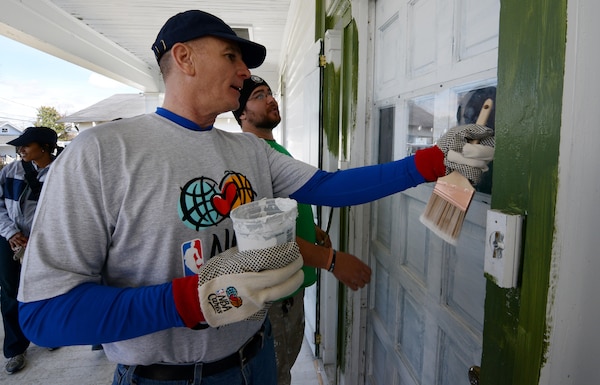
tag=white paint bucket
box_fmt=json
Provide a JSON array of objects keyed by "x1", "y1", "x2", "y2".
[{"x1": 230, "y1": 198, "x2": 298, "y2": 251}]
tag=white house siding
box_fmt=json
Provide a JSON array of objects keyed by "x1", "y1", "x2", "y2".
[{"x1": 540, "y1": 0, "x2": 600, "y2": 383}]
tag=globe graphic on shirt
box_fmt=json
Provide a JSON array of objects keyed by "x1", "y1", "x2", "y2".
[{"x1": 179, "y1": 177, "x2": 221, "y2": 230}]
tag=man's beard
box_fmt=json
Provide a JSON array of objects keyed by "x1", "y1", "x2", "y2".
[{"x1": 255, "y1": 115, "x2": 281, "y2": 130}]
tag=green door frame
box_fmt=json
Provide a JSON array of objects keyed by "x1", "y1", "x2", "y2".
[{"x1": 481, "y1": 1, "x2": 566, "y2": 384}]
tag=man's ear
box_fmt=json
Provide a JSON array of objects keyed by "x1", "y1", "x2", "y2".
[{"x1": 170, "y1": 43, "x2": 196, "y2": 75}]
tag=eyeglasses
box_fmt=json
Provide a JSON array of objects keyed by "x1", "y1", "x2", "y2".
[{"x1": 248, "y1": 91, "x2": 274, "y2": 101}]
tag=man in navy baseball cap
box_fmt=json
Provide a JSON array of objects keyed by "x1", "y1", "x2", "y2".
[{"x1": 152, "y1": 10, "x2": 266, "y2": 69}]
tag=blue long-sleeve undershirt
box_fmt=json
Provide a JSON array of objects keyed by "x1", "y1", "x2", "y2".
[
  {"x1": 19, "y1": 156, "x2": 425, "y2": 346},
  {"x1": 290, "y1": 155, "x2": 425, "y2": 206},
  {"x1": 19, "y1": 282, "x2": 184, "y2": 347}
]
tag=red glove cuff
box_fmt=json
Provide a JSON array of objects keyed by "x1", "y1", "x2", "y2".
[
  {"x1": 172, "y1": 275, "x2": 206, "y2": 328},
  {"x1": 414, "y1": 146, "x2": 446, "y2": 182}
]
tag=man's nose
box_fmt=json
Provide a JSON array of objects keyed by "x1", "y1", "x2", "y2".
[{"x1": 238, "y1": 64, "x2": 251, "y2": 80}]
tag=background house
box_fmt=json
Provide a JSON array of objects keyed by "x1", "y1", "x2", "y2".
[
  {"x1": 58, "y1": 93, "x2": 151, "y2": 131},
  {"x1": 60, "y1": 93, "x2": 244, "y2": 133},
  {"x1": 0, "y1": 121, "x2": 22, "y2": 166}
]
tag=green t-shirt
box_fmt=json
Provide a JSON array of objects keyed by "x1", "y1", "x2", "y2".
[{"x1": 266, "y1": 140, "x2": 318, "y2": 288}]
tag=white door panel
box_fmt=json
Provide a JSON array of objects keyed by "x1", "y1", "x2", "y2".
[
  {"x1": 367, "y1": 186, "x2": 490, "y2": 384},
  {"x1": 374, "y1": 13, "x2": 402, "y2": 101}
]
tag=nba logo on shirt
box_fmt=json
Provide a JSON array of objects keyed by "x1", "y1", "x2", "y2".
[{"x1": 182, "y1": 239, "x2": 204, "y2": 275}]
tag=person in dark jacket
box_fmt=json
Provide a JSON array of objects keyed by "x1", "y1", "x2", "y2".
[{"x1": 0, "y1": 126, "x2": 59, "y2": 374}]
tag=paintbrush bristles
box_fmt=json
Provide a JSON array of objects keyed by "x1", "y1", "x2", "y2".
[
  {"x1": 420, "y1": 193, "x2": 468, "y2": 241},
  {"x1": 420, "y1": 194, "x2": 469, "y2": 244},
  {"x1": 419, "y1": 171, "x2": 475, "y2": 245}
]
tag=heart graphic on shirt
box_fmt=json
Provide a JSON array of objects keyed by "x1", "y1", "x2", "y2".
[{"x1": 212, "y1": 182, "x2": 238, "y2": 215}]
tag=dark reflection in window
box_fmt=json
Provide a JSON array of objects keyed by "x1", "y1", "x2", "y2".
[
  {"x1": 378, "y1": 106, "x2": 395, "y2": 164},
  {"x1": 456, "y1": 86, "x2": 496, "y2": 194}
]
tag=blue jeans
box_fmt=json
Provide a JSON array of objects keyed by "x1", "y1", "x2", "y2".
[
  {"x1": 0, "y1": 237, "x2": 30, "y2": 358},
  {"x1": 112, "y1": 319, "x2": 276, "y2": 385}
]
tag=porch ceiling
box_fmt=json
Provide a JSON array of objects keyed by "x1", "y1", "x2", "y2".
[{"x1": 0, "y1": 0, "x2": 292, "y2": 93}]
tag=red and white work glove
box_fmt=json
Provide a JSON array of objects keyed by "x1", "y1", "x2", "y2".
[
  {"x1": 415, "y1": 124, "x2": 495, "y2": 185},
  {"x1": 172, "y1": 242, "x2": 304, "y2": 328}
]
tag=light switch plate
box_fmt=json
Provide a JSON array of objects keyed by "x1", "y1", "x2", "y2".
[{"x1": 484, "y1": 210, "x2": 523, "y2": 288}]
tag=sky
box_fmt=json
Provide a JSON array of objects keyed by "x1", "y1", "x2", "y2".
[{"x1": 0, "y1": 34, "x2": 140, "y2": 129}]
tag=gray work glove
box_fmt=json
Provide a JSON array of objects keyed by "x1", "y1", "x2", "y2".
[
  {"x1": 435, "y1": 124, "x2": 495, "y2": 185},
  {"x1": 197, "y1": 242, "x2": 304, "y2": 327}
]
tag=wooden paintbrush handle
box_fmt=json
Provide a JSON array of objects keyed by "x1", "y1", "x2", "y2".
[
  {"x1": 470, "y1": 98, "x2": 494, "y2": 144},
  {"x1": 476, "y1": 98, "x2": 493, "y2": 125}
]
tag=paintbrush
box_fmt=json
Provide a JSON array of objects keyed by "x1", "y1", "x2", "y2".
[{"x1": 419, "y1": 98, "x2": 493, "y2": 245}]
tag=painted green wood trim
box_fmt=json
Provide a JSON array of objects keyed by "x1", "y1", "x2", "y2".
[
  {"x1": 322, "y1": 63, "x2": 341, "y2": 158},
  {"x1": 316, "y1": 0, "x2": 325, "y2": 41},
  {"x1": 337, "y1": 206, "x2": 350, "y2": 371},
  {"x1": 341, "y1": 20, "x2": 358, "y2": 159},
  {"x1": 480, "y1": 1, "x2": 566, "y2": 384},
  {"x1": 318, "y1": 0, "x2": 358, "y2": 378},
  {"x1": 318, "y1": 1, "x2": 356, "y2": 159},
  {"x1": 336, "y1": 10, "x2": 358, "y2": 380}
]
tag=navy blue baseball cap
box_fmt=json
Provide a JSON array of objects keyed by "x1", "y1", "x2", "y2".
[
  {"x1": 8, "y1": 127, "x2": 57, "y2": 147},
  {"x1": 152, "y1": 10, "x2": 266, "y2": 69}
]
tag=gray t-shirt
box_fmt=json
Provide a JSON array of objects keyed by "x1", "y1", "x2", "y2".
[{"x1": 18, "y1": 113, "x2": 317, "y2": 365}]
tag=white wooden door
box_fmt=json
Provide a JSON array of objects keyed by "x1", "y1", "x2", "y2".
[{"x1": 366, "y1": 0, "x2": 499, "y2": 384}]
